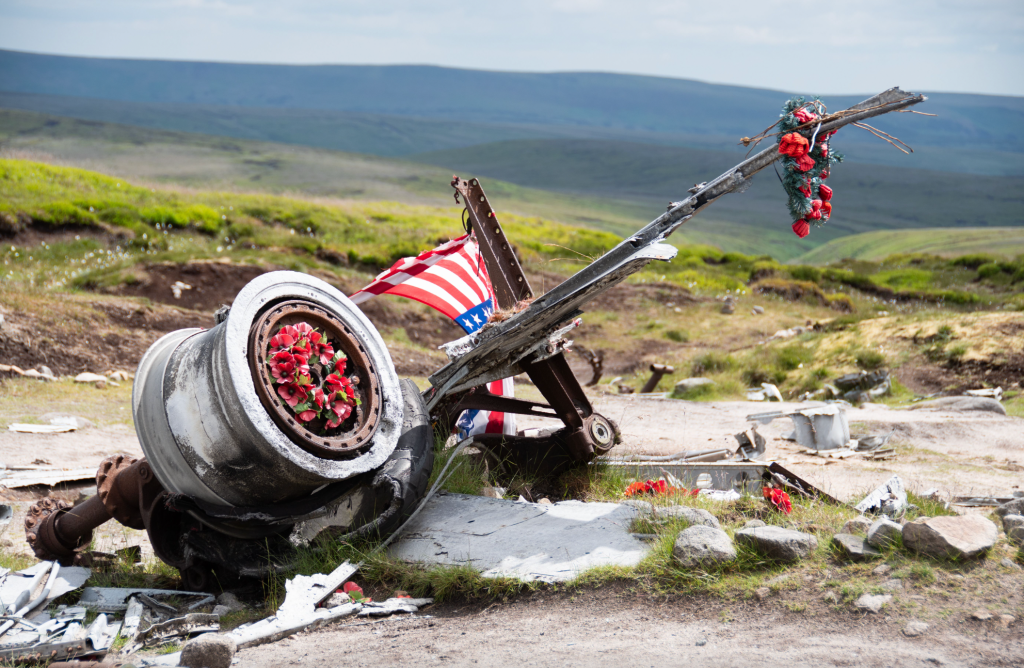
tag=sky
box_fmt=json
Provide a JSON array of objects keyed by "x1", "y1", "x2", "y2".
[{"x1": 1, "y1": 0, "x2": 1022, "y2": 97}]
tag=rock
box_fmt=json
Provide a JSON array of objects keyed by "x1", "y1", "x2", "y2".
[
  {"x1": 1007, "y1": 527, "x2": 1024, "y2": 547},
  {"x1": 867, "y1": 518, "x2": 903, "y2": 548},
  {"x1": 38, "y1": 365, "x2": 55, "y2": 378},
  {"x1": 764, "y1": 574, "x2": 790, "y2": 587},
  {"x1": 74, "y1": 372, "x2": 108, "y2": 383},
  {"x1": 40, "y1": 413, "x2": 95, "y2": 430},
  {"x1": 720, "y1": 302, "x2": 735, "y2": 314},
  {"x1": 481, "y1": 486, "x2": 507, "y2": 499},
  {"x1": 832, "y1": 533, "x2": 882, "y2": 561},
  {"x1": 880, "y1": 578, "x2": 903, "y2": 591},
  {"x1": 753, "y1": 587, "x2": 770, "y2": 601},
  {"x1": 621, "y1": 500, "x2": 654, "y2": 516},
  {"x1": 997, "y1": 615, "x2": 1015, "y2": 628},
  {"x1": 656, "y1": 505, "x2": 721, "y2": 529},
  {"x1": 734, "y1": 526, "x2": 818, "y2": 563},
  {"x1": 537, "y1": 498, "x2": 552, "y2": 505},
  {"x1": 971, "y1": 610, "x2": 993, "y2": 621},
  {"x1": 752, "y1": 305, "x2": 765, "y2": 315},
  {"x1": 1000, "y1": 557, "x2": 1022, "y2": 570},
  {"x1": 841, "y1": 516, "x2": 872, "y2": 535},
  {"x1": 674, "y1": 378, "x2": 714, "y2": 393},
  {"x1": 1002, "y1": 514, "x2": 1024, "y2": 532},
  {"x1": 872, "y1": 564, "x2": 892, "y2": 576},
  {"x1": 903, "y1": 621, "x2": 929, "y2": 637},
  {"x1": 672, "y1": 525, "x2": 736, "y2": 568},
  {"x1": 908, "y1": 396, "x2": 1006, "y2": 415},
  {"x1": 996, "y1": 498, "x2": 1024, "y2": 519},
  {"x1": 216, "y1": 592, "x2": 245, "y2": 613},
  {"x1": 822, "y1": 591, "x2": 839, "y2": 604},
  {"x1": 854, "y1": 593, "x2": 892, "y2": 614},
  {"x1": 743, "y1": 519, "x2": 767, "y2": 529},
  {"x1": 902, "y1": 515, "x2": 998, "y2": 559},
  {"x1": 323, "y1": 592, "x2": 351, "y2": 608},
  {"x1": 107, "y1": 370, "x2": 131, "y2": 381},
  {"x1": 211, "y1": 605, "x2": 232, "y2": 617},
  {"x1": 696, "y1": 638, "x2": 708, "y2": 646},
  {"x1": 179, "y1": 633, "x2": 237, "y2": 668}
]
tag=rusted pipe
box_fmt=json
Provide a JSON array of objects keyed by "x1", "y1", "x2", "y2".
[
  {"x1": 640, "y1": 364, "x2": 675, "y2": 393},
  {"x1": 25, "y1": 494, "x2": 110, "y2": 563}
]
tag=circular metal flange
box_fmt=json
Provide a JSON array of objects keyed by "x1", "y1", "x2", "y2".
[{"x1": 248, "y1": 299, "x2": 382, "y2": 459}]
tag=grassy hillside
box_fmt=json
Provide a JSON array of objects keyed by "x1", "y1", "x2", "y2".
[
  {"x1": 2, "y1": 50, "x2": 1023, "y2": 176},
  {"x1": 796, "y1": 228, "x2": 1024, "y2": 264}
]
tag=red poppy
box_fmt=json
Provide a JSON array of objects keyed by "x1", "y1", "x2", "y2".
[
  {"x1": 269, "y1": 350, "x2": 297, "y2": 383},
  {"x1": 763, "y1": 486, "x2": 792, "y2": 514},
  {"x1": 793, "y1": 108, "x2": 818, "y2": 124},
  {"x1": 309, "y1": 331, "x2": 335, "y2": 366},
  {"x1": 277, "y1": 382, "x2": 308, "y2": 408},
  {"x1": 268, "y1": 331, "x2": 295, "y2": 351},
  {"x1": 794, "y1": 153, "x2": 816, "y2": 172},
  {"x1": 294, "y1": 322, "x2": 314, "y2": 338},
  {"x1": 821, "y1": 202, "x2": 832, "y2": 218},
  {"x1": 792, "y1": 220, "x2": 810, "y2": 238},
  {"x1": 818, "y1": 185, "x2": 832, "y2": 201},
  {"x1": 296, "y1": 409, "x2": 317, "y2": 423},
  {"x1": 805, "y1": 209, "x2": 822, "y2": 221},
  {"x1": 778, "y1": 133, "x2": 809, "y2": 158}
]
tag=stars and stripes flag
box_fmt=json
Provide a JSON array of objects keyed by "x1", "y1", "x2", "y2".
[{"x1": 349, "y1": 233, "x2": 515, "y2": 439}]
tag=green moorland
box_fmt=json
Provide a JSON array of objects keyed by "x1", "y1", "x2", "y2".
[
  {"x1": 795, "y1": 227, "x2": 1024, "y2": 264},
  {"x1": 1, "y1": 158, "x2": 1023, "y2": 613}
]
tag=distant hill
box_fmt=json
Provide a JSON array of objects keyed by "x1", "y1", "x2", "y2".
[
  {"x1": 794, "y1": 228, "x2": 1024, "y2": 264},
  {"x1": 1, "y1": 50, "x2": 1022, "y2": 175}
]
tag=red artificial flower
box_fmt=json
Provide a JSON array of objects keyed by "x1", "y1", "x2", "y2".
[
  {"x1": 792, "y1": 220, "x2": 810, "y2": 238},
  {"x1": 294, "y1": 322, "x2": 314, "y2": 338},
  {"x1": 778, "y1": 133, "x2": 809, "y2": 158},
  {"x1": 793, "y1": 108, "x2": 818, "y2": 124},
  {"x1": 794, "y1": 153, "x2": 816, "y2": 172},
  {"x1": 624, "y1": 481, "x2": 649, "y2": 497},
  {"x1": 277, "y1": 382, "x2": 308, "y2": 408},
  {"x1": 820, "y1": 169, "x2": 829, "y2": 180},
  {"x1": 818, "y1": 144, "x2": 828, "y2": 158},
  {"x1": 269, "y1": 350, "x2": 297, "y2": 383},
  {"x1": 291, "y1": 337, "x2": 312, "y2": 357},
  {"x1": 798, "y1": 181, "x2": 812, "y2": 198},
  {"x1": 805, "y1": 209, "x2": 822, "y2": 221},
  {"x1": 308, "y1": 331, "x2": 335, "y2": 366},
  {"x1": 821, "y1": 201, "x2": 832, "y2": 218},
  {"x1": 818, "y1": 184, "x2": 833, "y2": 201},
  {"x1": 268, "y1": 331, "x2": 295, "y2": 351},
  {"x1": 770, "y1": 489, "x2": 793, "y2": 514},
  {"x1": 296, "y1": 409, "x2": 318, "y2": 423},
  {"x1": 313, "y1": 388, "x2": 327, "y2": 410},
  {"x1": 810, "y1": 199, "x2": 822, "y2": 212}
]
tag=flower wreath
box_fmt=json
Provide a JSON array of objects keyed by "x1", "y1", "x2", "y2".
[
  {"x1": 265, "y1": 322, "x2": 360, "y2": 430},
  {"x1": 776, "y1": 97, "x2": 844, "y2": 239}
]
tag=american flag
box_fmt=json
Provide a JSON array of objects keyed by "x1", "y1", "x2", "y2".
[{"x1": 350, "y1": 233, "x2": 515, "y2": 438}]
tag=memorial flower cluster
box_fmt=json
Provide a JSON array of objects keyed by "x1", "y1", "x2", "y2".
[
  {"x1": 763, "y1": 486, "x2": 793, "y2": 514},
  {"x1": 266, "y1": 322, "x2": 359, "y2": 429},
  {"x1": 776, "y1": 97, "x2": 843, "y2": 239},
  {"x1": 624, "y1": 479, "x2": 701, "y2": 498}
]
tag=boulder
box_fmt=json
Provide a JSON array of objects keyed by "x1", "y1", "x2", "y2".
[
  {"x1": 867, "y1": 518, "x2": 903, "y2": 548},
  {"x1": 1003, "y1": 515, "x2": 1024, "y2": 532},
  {"x1": 1007, "y1": 526, "x2": 1024, "y2": 547},
  {"x1": 179, "y1": 633, "x2": 237, "y2": 668},
  {"x1": 734, "y1": 526, "x2": 818, "y2": 563},
  {"x1": 832, "y1": 533, "x2": 882, "y2": 561},
  {"x1": 1000, "y1": 557, "x2": 1022, "y2": 570},
  {"x1": 215, "y1": 592, "x2": 245, "y2": 613},
  {"x1": 743, "y1": 519, "x2": 767, "y2": 529},
  {"x1": 903, "y1": 621, "x2": 929, "y2": 637},
  {"x1": 841, "y1": 516, "x2": 872, "y2": 535},
  {"x1": 656, "y1": 506, "x2": 721, "y2": 529},
  {"x1": 902, "y1": 515, "x2": 998, "y2": 559},
  {"x1": 908, "y1": 396, "x2": 1006, "y2": 415},
  {"x1": 854, "y1": 593, "x2": 892, "y2": 614},
  {"x1": 997, "y1": 499, "x2": 1024, "y2": 519},
  {"x1": 672, "y1": 525, "x2": 736, "y2": 568}
]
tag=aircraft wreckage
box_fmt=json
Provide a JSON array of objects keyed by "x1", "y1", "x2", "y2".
[{"x1": 23, "y1": 88, "x2": 926, "y2": 590}]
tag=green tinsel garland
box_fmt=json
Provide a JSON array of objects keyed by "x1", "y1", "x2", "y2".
[{"x1": 776, "y1": 97, "x2": 844, "y2": 236}]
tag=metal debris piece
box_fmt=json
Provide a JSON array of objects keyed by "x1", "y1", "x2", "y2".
[
  {"x1": 278, "y1": 562, "x2": 358, "y2": 618},
  {"x1": 854, "y1": 475, "x2": 907, "y2": 515},
  {"x1": 855, "y1": 429, "x2": 895, "y2": 452},
  {"x1": 603, "y1": 461, "x2": 767, "y2": 494},
  {"x1": 640, "y1": 364, "x2": 675, "y2": 394},
  {"x1": 746, "y1": 383, "x2": 783, "y2": 402},
  {"x1": 766, "y1": 462, "x2": 844, "y2": 505},
  {"x1": 357, "y1": 598, "x2": 429, "y2": 617},
  {"x1": 832, "y1": 370, "x2": 891, "y2": 403},
  {"x1": 0, "y1": 468, "x2": 98, "y2": 488},
  {"x1": 86, "y1": 613, "x2": 118, "y2": 651},
  {"x1": 0, "y1": 505, "x2": 11, "y2": 530},
  {"x1": 0, "y1": 637, "x2": 103, "y2": 664},
  {"x1": 787, "y1": 404, "x2": 850, "y2": 451},
  {"x1": 125, "y1": 613, "x2": 219, "y2": 654},
  {"x1": 7, "y1": 423, "x2": 77, "y2": 434},
  {"x1": 733, "y1": 428, "x2": 766, "y2": 461},
  {"x1": 389, "y1": 492, "x2": 648, "y2": 582},
  {"x1": 952, "y1": 496, "x2": 1016, "y2": 507},
  {"x1": 79, "y1": 588, "x2": 213, "y2": 613},
  {"x1": 965, "y1": 387, "x2": 1003, "y2": 401}
]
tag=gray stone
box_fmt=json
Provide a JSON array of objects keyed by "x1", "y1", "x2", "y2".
[
  {"x1": 734, "y1": 526, "x2": 818, "y2": 563},
  {"x1": 656, "y1": 505, "x2": 721, "y2": 529},
  {"x1": 38, "y1": 365, "x2": 54, "y2": 378},
  {"x1": 1002, "y1": 514, "x2": 1024, "y2": 532},
  {"x1": 854, "y1": 593, "x2": 892, "y2": 614},
  {"x1": 841, "y1": 516, "x2": 872, "y2": 535},
  {"x1": 743, "y1": 519, "x2": 767, "y2": 529},
  {"x1": 903, "y1": 621, "x2": 929, "y2": 637},
  {"x1": 754, "y1": 587, "x2": 770, "y2": 601},
  {"x1": 971, "y1": 610, "x2": 993, "y2": 621},
  {"x1": 179, "y1": 633, "x2": 237, "y2": 668},
  {"x1": 1007, "y1": 527, "x2": 1024, "y2": 546},
  {"x1": 672, "y1": 525, "x2": 736, "y2": 568},
  {"x1": 211, "y1": 605, "x2": 232, "y2": 617},
  {"x1": 696, "y1": 638, "x2": 708, "y2": 646},
  {"x1": 215, "y1": 592, "x2": 245, "y2": 613},
  {"x1": 902, "y1": 515, "x2": 999, "y2": 559},
  {"x1": 674, "y1": 377, "x2": 715, "y2": 393},
  {"x1": 1000, "y1": 557, "x2": 1022, "y2": 570},
  {"x1": 832, "y1": 533, "x2": 882, "y2": 561},
  {"x1": 867, "y1": 518, "x2": 904, "y2": 548},
  {"x1": 908, "y1": 396, "x2": 1006, "y2": 415},
  {"x1": 621, "y1": 500, "x2": 654, "y2": 516},
  {"x1": 880, "y1": 578, "x2": 903, "y2": 591},
  {"x1": 997, "y1": 615, "x2": 1015, "y2": 628},
  {"x1": 752, "y1": 305, "x2": 765, "y2": 315},
  {"x1": 997, "y1": 499, "x2": 1024, "y2": 519},
  {"x1": 720, "y1": 302, "x2": 735, "y2": 314},
  {"x1": 872, "y1": 564, "x2": 892, "y2": 576},
  {"x1": 822, "y1": 591, "x2": 839, "y2": 604}
]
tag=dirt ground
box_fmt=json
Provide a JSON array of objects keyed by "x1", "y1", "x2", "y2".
[{"x1": 235, "y1": 587, "x2": 1024, "y2": 668}]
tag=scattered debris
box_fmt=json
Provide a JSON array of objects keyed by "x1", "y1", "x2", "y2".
[
  {"x1": 787, "y1": 404, "x2": 849, "y2": 451},
  {"x1": 602, "y1": 461, "x2": 766, "y2": 495},
  {"x1": 952, "y1": 495, "x2": 1016, "y2": 507},
  {"x1": 73, "y1": 373, "x2": 109, "y2": 384},
  {"x1": 170, "y1": 281, "x2": 192, "y2": 299},
  {"x1": 854, "y1": 475, "x2": 907, "y2": 516},
  {"x1": 124, "y1": 613, "x2": 220, "y2": 654},
  {"x1": 389, "y1": 492, "x2": 648, "y2": 582},
  {"x1": 746, "y1": 383, "x2": 782, "y2": 402},
  {"x1": 733, "y1": 428, "x2": 766, "y2": 461},
  {"x1": 79, "y1": 588, "x2": 213, "y2": 613},
  {"x1": 832, "y1": 370, "x2": 891, "y2": 403},
  {"x1": 902, "y1": 516, "x2": 998, "y2": 559},
  {"x1": 764, "y1": 462, "x2": 844, "y2": 505},
  {"x1": 965, "y1": 387, "x2": 1002, "y2": 401}
]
